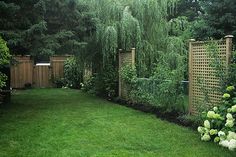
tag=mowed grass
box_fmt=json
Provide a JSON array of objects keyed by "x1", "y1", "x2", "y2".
[{"x1": 0, "y1": 89, "x2": 235, "y2": 157}]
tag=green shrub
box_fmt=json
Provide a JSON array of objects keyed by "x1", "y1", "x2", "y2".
[
  {"x1": 198, "y1": 86, "x2": 236, "y2": 151},
  {"x1": 121, "y1": 63, "x2": 186, "y2": 113},
  {"x1": 120, "y1": 64, "x2": 137, "y2": 84},
  {"x1": 94, "y1": 65, "x2": 118, "y2": 98},
  {"x1": 0, "y1": 36, "x2": 11, "y2": 88},
  {"x1": 81, "y1": 76, "x2": 96, "y2": 95},
  {"x1": 64, "y1": 57, "x2": 82, "y2": 89},
  {"x1": 53, "y1": 77, "x2": 66, "y2": 88},
  {"x1": 130, "y1": 77, "x2": 185, "y2": 113},
  {"x1": 178, "y1": 114, "x2": 203, "y2": 128},
  {"x1": 82, "y1": 65, "x2": 118, "y2": 98}
]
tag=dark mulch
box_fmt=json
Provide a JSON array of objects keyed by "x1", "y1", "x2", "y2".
[{"x1": 112, "y1": 98, "x2": 198, "y2": 130}]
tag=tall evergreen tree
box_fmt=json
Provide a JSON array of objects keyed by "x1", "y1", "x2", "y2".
[
  {"x1": 0, "y1": 0, "x2": 95, "y2": 61},
  {"x1": 194, "y1": 0, "x2": 236, "y2": 40},
  {"x1": 168, "y1": 0, "x2": 201, "y2": 22}
]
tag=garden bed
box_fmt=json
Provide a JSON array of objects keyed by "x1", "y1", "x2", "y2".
[{"x1": 114, "y1": 98, "x2": 198, "y2": 129}]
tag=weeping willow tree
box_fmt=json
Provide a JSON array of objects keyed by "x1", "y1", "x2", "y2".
[
  {"x1": 120, "y1": 6, "x2": 141, "y2": 51},
  {"x1": 82, "y1": 0, "x2": 123, "y2": 67},
  {"x1": 79, "y1": 0, "x2": 190, "y2": 97},
  {"x1": 82, "y1": 0, "x2": 182, "y2": 77},
  {"x1": 102, "y1": 26, "x2": 118, "y2": 64}
]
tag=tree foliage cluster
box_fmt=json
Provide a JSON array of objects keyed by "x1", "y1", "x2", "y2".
[
  {"x1": 0, "y1": 36, "x2": 10, "y2": 88},
  {"x1": 185, "y1": 0, "x2": 236, "y2": 42},
  {"x1": 0, "y1": 0, "x2": 95, "y2": 61}
]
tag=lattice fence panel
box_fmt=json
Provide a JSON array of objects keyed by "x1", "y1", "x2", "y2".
[
  {"x1": 119, "y1": 48, "x2": 135, "y2": 99},
  {"x1": 189, "y1": 36, "x2": 233, "y2": 114}
]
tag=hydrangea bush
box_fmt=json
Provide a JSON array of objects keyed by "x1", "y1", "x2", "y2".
[{"x1": 198, "y1": 86, "x2": 236, "y2": 151}]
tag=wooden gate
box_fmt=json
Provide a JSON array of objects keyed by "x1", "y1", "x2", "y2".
[{"x1": 33, "y1": 64, "x2": 51, "y2": 88}]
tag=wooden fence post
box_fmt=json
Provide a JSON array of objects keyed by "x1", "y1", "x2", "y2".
[
  {"x1": 118, "y1": 49, "x2": 123, "y2": 97},
  {"x1": 131, "y1": 48, "x2": 135, "y2": 66},
  {"x1": 118, "y1": 48, "x2": 136, "y2": 98},
  {"x1": 188, "y1": 39, "x2": 195, "y2": 114},
  {"x1": 225, "y1": 35, "x2": 234, "y2": 72}
]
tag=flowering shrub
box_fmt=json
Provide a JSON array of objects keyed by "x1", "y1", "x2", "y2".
[{"x1": 198, "y1": 86, "x2": 236, "y2": 151}]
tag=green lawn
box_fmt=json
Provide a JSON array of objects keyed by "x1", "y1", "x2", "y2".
[{"x1": 0, "y1": 89, "x2": 235, "y2": 157}]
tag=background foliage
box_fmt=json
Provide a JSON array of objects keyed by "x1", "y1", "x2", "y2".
[
  {"x1": 0, "y1": 36, "x2": 10, "y2": 88},
  {"x1": 0, "y1": 0, "x2": 95, "y2": 61},
  {"x1": 63, "y1": 57, "x2": 82, "y2": 89}
]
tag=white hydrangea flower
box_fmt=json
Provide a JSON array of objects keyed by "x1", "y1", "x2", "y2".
[
  {"x1": 197, "y1": 127, "x2": 205, "y2": 134},
  {"x1": 225, "y1": 120, "x2": 234, "y2": 128},
  {"x1": 228, "y1": 139, "x2": 236, "y2": 151},
  {"x1": 214, "y1": 137, "x2": 220, "y2": 143},
  {"x1": 209, "y1": 129, "x2": 218, "y2": 135},
  {"x1": 213, "y1": 107, "x2": 218, "y2": 112},
  {"x1": 204, "y1": 120, "x2": 211, "y2": 129},
  {"x1": 226, "y1": 86, "x2": 235, "y2": 92},
  {"x1": 219, "y1": 140, "x2": 230, "y2": 148},
  {"x1": 207, "y1": 111, "x2": 215, "y2": 118},
  {"x1": 231, "y1": 105, "x2": 236, "y2": 113},
  {"x1": 226, "y1": 113, "x2": 233, "y2": 120},
  {"x1": 220, "y1": 139, "x2": 236, "y2": 151},
  {"x1": 218, "y1": 131, "x2": 226, "y2": 137},
  {"x1": 227, "y1": 131, "x2": 236, "y2": 140},
  {"x1": 204, "y1": 127, "x2": 209, "y2": 134},
  {"x1": 213, "y1": 113, "x2": 221, "y2": 119},
  {"x1": 201, "y1": 134, "x2": 211, "y2": 141}
]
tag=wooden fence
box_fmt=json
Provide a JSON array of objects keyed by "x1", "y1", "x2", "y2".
[
  {"x1": 50, "y1": 56, "x2": 71, "y2": 80},
  {"x1": 189, "y1": 35, "x2": 233, "y2": 114},
  {"x1": 119, "y1": 48, "x2": 135, "y2": 98},
  {"x1": 11, "y1": 55, "x2": 71, "y2": 88},
  {"x1": 34, "y1": 63, "x2": 51, "y2": 88},
  {"x1": 11, "y1": 56, "x2": 34, "y2": 88}
]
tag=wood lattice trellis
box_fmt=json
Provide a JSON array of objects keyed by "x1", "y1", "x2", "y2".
[
  {"x1": 119, "y1": 48, "x2": 135, "y2": 99},
  {"x1": 189, "y1": 35, "x2": 234, "y2": 114}
]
